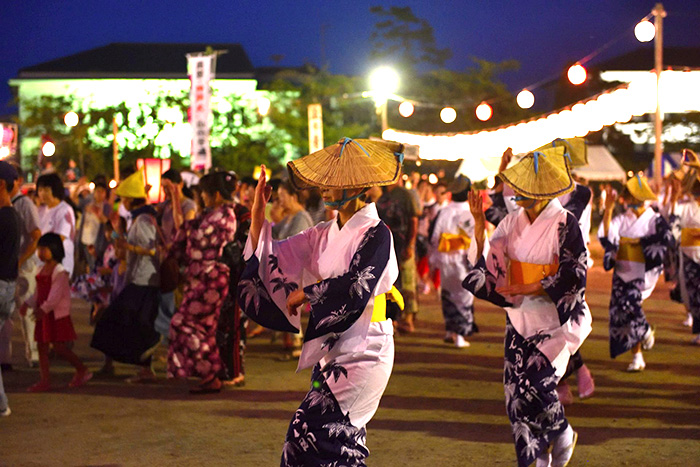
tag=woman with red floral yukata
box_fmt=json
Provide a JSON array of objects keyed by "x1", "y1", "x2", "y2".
[{"x1": 167, "y1": 171, "x2": 237, "y2": 394}]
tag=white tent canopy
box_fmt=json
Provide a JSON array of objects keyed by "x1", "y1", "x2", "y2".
[
  {"x1": 572, "y1": 145, "x2": 626, "y2": 182},
  {"x1": 454, "y1": 144, "x2": 626, "y2": 183}
]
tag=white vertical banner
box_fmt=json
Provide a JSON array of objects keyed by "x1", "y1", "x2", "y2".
[
  {"x1": 307, "y1": 103, "x2": 324, "y2": 154},
  {"x1": 187, "y1": 54, "x2": 214, "y2": 171}
]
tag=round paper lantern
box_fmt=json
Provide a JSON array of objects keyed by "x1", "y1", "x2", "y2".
[{"x1": 475, "y1": 102, "x2": 493, "y2": 121}]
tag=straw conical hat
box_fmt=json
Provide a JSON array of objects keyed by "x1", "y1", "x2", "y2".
[
  {"x1": 287, "y1": 138, "x2": 404, "y2": 190},
  {"x1": 536, "y1": 137, "x2": 588, "y2": 167},
  {"x1": 115, "y1": 168, "x2": 147, "y2": 199},
  {"x1": 625, "y1": 174, "x2": 657, "y2": 202},
  {"x1": 497, "y1": 146, "x2": 574, "y2": 199}
]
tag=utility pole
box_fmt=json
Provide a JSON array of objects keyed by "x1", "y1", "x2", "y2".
[{"x1": 652, "y1": 3, "x2": 666, "y2": 189}]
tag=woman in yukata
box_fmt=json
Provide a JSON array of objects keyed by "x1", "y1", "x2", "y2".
[
  {"x1": 463, "y1": 146, "x2": 592, "y2": 467},
  {"x1": 429, "y1": 175, "x2": 479, "y2": 348},
  {"x1": 663, "y1": 148, "x2": 700, "y2": 345},
  {"x1": 598, "y1": 175, "x2": 670, "y2": 371},
  {"x1": 486, "y1": 141, "x2": 596, "y2": 404},
  {"x1": 238, "y1": 138, "x2": 403, "y2": 466}
]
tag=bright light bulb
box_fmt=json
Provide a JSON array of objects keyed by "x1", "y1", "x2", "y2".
[
  {"x1": 399, "y1": 101, "x2": 414, "y2": 118},
  {"x1": 42, "y1": 141, "x2": 56, "y2": 157},
  {"x1": 0, "y1": 147, "x2": 9, "y2": 159},
  {"x1": 635, "y1": 20, "x2": 655, "y2": 42},
  {"x1": 64, "y1": 111, "x2": 79, "y2": 127},
  {"x1": 568, "y1": 63, "x2": 587, "y2": 85},
  {"x1": 516, "y1": 90, "x2": 535, "y2": 109},
  {"x1": 428, "y1": 173, "x2": 438, "y2": 184},
  {"x1": 440, "y1": 107, "x2": 457, "y2": 124},
  {"x1": 369, "y1": 66, "x2": 399, "y2": 100},
  {"x1": 89, "y1": 182, "x2": 95, "y2": 191},
  {"x1": 475, "y1": 102, "x2": 493, "y2": 121},
  {"x1": 109, "y1": 179, "x2": 117, "y2": 189}
]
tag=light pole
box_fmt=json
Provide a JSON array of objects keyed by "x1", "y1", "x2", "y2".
[
  {"x1": 368, "y1": 66, "x2": 399, "y2": 134},
  {"x1": 637, "y1": 4, "x2": 666, "y2": 188},
  {"x1": 652, "y1": 3, "x2": 666, "y2": 189}
]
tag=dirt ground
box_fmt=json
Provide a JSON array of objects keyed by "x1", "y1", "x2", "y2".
[{"x1": 1, "y1": 241, "x2": 699, "y2": 466}]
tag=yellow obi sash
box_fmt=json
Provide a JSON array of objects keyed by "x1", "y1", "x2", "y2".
[
  {"x1": 509, "y1": 260, "x2": 559, "y2": 287},
  {"x1": 438, "y1": 233, "x2": 471, "y2": 253},
  {"x1": 681, "y1": 228, "x2": 700, "y2": 247},
  {"x1": 618, "y1": 237, "x2": 645, "y2": 263},
  {"x1": 371, "y1": 286, "x2": 404, "y2": 322}
]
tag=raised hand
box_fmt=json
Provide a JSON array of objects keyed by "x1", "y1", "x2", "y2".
[
  {"x1": 604, "y1": 185, "x2": 617, "y2": 212},
  {"x1": 498, "y1": 147, "x2": 514, "y2": 173},
  {"x1": 249, "y1": 165, "x2": 272, "y2": 249},
  {"x1": 468, "y1": 189, "x2": 486, "y2": 259},
  {"x1": 682, "y1": 149, "x2": 700, "y2": 169}
]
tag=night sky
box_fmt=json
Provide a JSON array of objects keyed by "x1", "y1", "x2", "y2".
[{"x1": 1, "y1": 0, "x2": 699, "y2": 116}]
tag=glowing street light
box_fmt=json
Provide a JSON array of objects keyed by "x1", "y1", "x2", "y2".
[
  {"x1": 516, "y1": 89, "x2": 535, "y2": 109},
  {"x1": 369, "y1": 66, "x2": 400, "y2": 101},
  {"x1": 568, "y1": 63, "x2": 587, "y2": 85},
  {"x1": 440, "y1": 107, "x2": 457, "y2": 124},
  {"x1": 64, "y1": 111, "x2": 79, "y2": 127},
  {"x1": 475, "y1": 102, "x2": 493, "y2": 121},
  {"x1": 635, "y1": 20, "x2": 655, "y2": 42},
  {"x1": 42, "y1": 141, "x2": 56, "y2": 157},
  {"x1": 369, "y1": 66, "x2": 399, "y2": 132},
  {"x1": 399, "y1": 101, "x2": 414, "y2": 118}
]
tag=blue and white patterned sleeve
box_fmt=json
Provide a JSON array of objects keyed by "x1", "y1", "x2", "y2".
[
  {"x1": 303, "y1": 223, "x2": 391, "y2": 342},
  {"x1": 462, "y1": 223, "x2": 512, "y2": 308},
  {"x1": 542, "y1": 212, "x2": 588, "y2": 325},
  {"x1": 561, "y1": 185, "x2": 592, "y2": 221},
  {"x1": 641, "y1": 214, "x2": 672, "y2": 271},
  {"x1": 237, "y1": 221, "x2": 316, "y2": 333},
  {"x1": 597, "y1": 216, "x2": 620, "y2": 271},
  {"x1": 485, "y1": 191, "x2": 508, "y2": 227}
]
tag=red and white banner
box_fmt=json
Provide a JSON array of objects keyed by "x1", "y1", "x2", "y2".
[{"x1": 187, "y1": 54, "x2": 214, "y2": 171}]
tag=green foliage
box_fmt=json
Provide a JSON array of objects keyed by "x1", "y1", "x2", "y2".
[
  {"x1": 262, "y1": 66, "x2": 375, "y2": 150},
  {"x1": 369, "y1": 6, "x2": 451, "y2": 75},
  {"x1": 17, "y1": 90, "x2": 295, "y2": 179},
  {"x1": 367, "y1": 6, "x2": 529, "y2": 133}
]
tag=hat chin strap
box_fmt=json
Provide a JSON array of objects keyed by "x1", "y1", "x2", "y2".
[{"x1": 324, "y1": 188, "x2": 369, "y2": 208}]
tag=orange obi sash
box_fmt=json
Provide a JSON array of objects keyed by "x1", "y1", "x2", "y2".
[
  {"x1": 371, "y1": 286, "x2": 404, "y2": 322},
  {"x1": 618, "y1": 237, "x2": 645, "y2": 263},
  {"x1": 509, "y1": 260, "x2": 559, "y2": 287},
  {"x1": 438, "y1": 233, "x2": 471, "y2": 253},
  {"x1": 681, "y1": 228, "x2": 700, "y2": 247}
]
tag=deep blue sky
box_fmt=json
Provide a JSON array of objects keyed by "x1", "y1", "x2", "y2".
[{"x1": 1, "y1": 0, "x2": 699, "y2": 115}]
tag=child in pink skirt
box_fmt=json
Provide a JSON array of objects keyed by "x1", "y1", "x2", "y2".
[{"x1": 21, "y1": 233, "x2": 92, "y2": 392}]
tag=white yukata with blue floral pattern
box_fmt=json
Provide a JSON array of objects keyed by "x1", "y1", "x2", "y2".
[
  {"x1": 597, "y1": 207, "x2": 670, "y2": 358},
  {"x1": 463, "y1": 198, "x2": 592, "y2": 467},
  {"x1": 238, "y1": 203, "x2": 398, "y2": 467}
]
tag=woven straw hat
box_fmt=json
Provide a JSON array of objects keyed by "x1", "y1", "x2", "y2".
[
  {"x1": 287, "y1": 138, "x2": 404, "y2": 190},
  {"x1": 536, "y1": 137, "x2": 588, "y2": 167},
  {"x1": 625, "y1": 174, "x2": 657, "y2": 202},
  {"x1": 115, "y1": 168, "x2": 147, "y2": 199},
  {"x1": 497, "y1": 146, "x2": 574, "y2": 199}
]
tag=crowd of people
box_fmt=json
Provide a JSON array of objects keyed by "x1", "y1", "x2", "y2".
[{"x1": 0, "y1": 137, "x2": 698, "y2": 466}]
